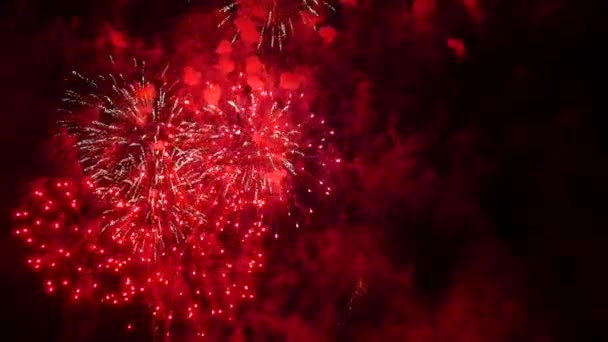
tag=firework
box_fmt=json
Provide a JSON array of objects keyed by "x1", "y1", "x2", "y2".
[
  {"x1": 12, "y1": 178, "x2": 166, "y2": 305},
  {"x1": 179, "y1": 205, "x2": 266, "y2": 321},
  {"x1": 12, "y1": 178, "x2": 262, "y2": 338},
  {"x1": 14, "y1": 56, "x2": 338, "y2": 338},
  {"x1": 190, "y1": 78, "x2": 338, "y2": 234},
  {"x1": 60, "y1": 58, "x2": 205, "y2": 258},
  {"x1": 219, "y1": 0, "x2": 337, "y2": 50}
]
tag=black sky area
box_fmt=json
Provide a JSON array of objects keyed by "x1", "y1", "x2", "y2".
[{"x1": 1, "y1": 0, "x2": 607, "y2": 341}]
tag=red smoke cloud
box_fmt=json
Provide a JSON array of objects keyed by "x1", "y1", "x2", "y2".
[{"x1": 5, "y1": 0, "x2": 589, "y2": 341}]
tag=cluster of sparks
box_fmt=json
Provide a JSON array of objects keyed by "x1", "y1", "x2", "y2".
[
  {"x1": 219, "y1": 0, "x2": 337, "y2": 50},
  {"x1": 13, "y1": 178, "x2": 262, "y2": 337},
  {"x1": 14, "y1": 59, "x2": 336, "y2": 336},
  {"x1": 198, "y1": 80, "x2": 336, "y2": 231},
  {"x1": 59, "y1": 59, "x2": 205, "y2": 257}
]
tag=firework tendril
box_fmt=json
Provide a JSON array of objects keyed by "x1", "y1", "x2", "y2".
[{"x1": 219, "y1": 0, "x2": 337, "y2": 50}]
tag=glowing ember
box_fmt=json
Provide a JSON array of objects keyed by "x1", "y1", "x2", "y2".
[
  {"x1": 13, "y1": 176, "x2": 264, "y2": 330},
  {"x1": 12, "y1": 178, "x2": 162, "y2": 305}
]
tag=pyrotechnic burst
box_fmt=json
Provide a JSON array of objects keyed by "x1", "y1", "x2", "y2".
[
  {"x1": 191, "y1": 79, "x2": 339, "y2": 235},
  {"x1": 14, "y1": 53, "x2": 338, "y2": 338},
  {"x1": 12, "y1": 178, "x2": 166, "y2": 305},
  {"x1": 12, "y1": 177, "x2": 262, "y2": 337},
  {"x1": 59, "y1": 58, "x2": 206, "y2": 258},
  {"x1": 219, "y1": 0, "x2": 337, "y2": 50}
]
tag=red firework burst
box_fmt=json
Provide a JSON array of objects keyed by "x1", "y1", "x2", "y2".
[
  {"x1": 15, "y1": 57, "x2": 337, "y2": 337},
  {"x1": 189, "y1": 78, "x2": 338, "y2": 235},
  {"x1": 219, "y1": 0, "x2": 337, "y2": 50},
  {"x1": 60, "y1": 58, "x2": 205, "y2": 257},
  {"x1": 12, "y1": 177, "x2": 264, "y2": 336},
  {"x1": 13, "y1": 178, "x2": 161, "y2": 305}
]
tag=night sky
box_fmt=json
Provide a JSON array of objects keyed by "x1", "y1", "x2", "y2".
[{"x1": 1, "y1": 0, "x2": 606, "y2": 341}]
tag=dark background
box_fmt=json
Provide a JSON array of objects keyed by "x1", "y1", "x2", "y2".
[{"x1": 1, "y1": 0, "x2": 606, "y2": 341}]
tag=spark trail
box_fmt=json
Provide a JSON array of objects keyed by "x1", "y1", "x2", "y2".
[{"x1": 219, "y1": 0, "x2": 337, "y2": 50}]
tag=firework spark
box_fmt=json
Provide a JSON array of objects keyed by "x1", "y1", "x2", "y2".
[
  {"x1": 219, "y1": 0, "x2": 337, "y2": 50},
  {"x1": 60, "y1": 58, "x2": 205, "y2": 257}
]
